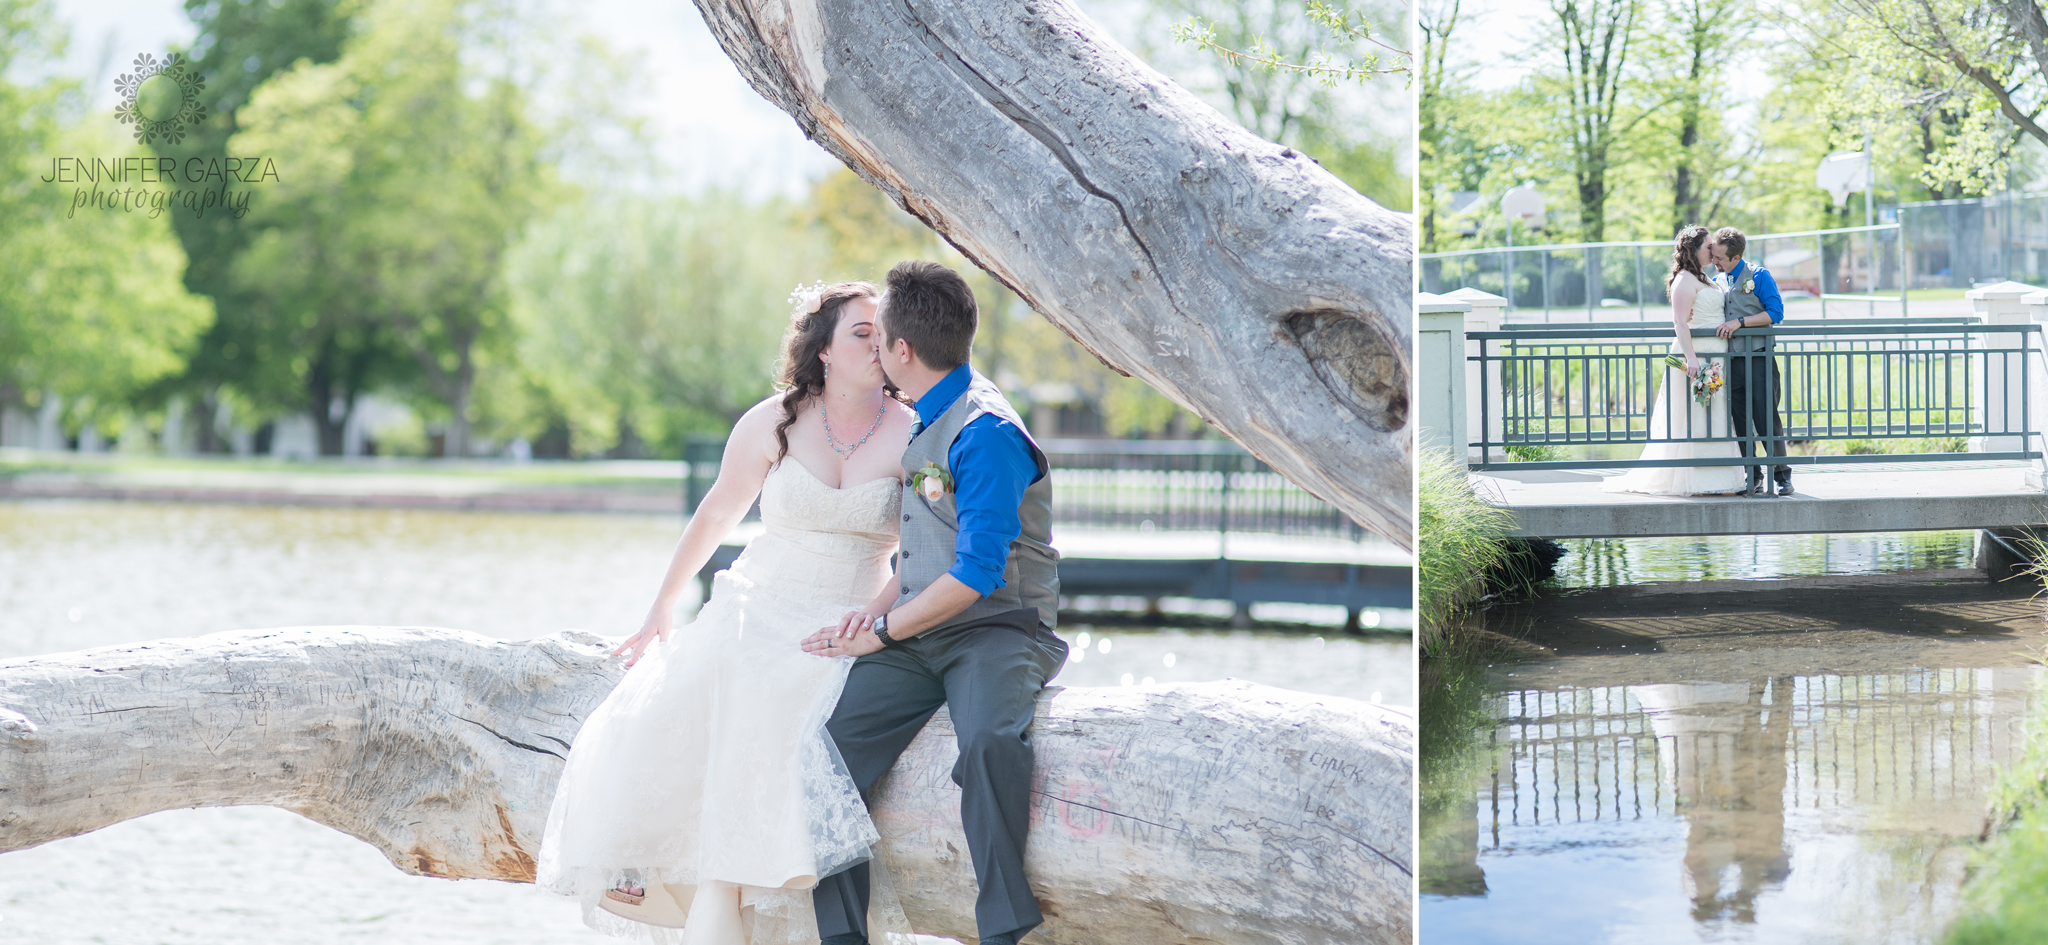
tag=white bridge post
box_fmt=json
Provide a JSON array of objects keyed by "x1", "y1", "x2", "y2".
[
  {"x1": 1417, "y1": 292, "x2": 1473, "y2": 460},
  {"x1": 1447, "y1": 289, "x2": 1509, "y2": 465},
  {"x1": 1967, "y1": 282, "x2": 2041, "y2": 460},
  {"x1": 2018, "y1": 289, "x2": 2048, "y2": 490}
]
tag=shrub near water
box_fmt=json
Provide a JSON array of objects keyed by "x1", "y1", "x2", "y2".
[
  {"x1": 1418, "y1": 448, "x2": 1513, "y2": 656},
  {"x1": 1945, "y1": 694, "x2": 2048, "y2": 944}
]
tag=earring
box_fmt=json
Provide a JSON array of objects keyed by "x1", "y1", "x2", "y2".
[{"x1": 823, "y1": 362, "x2": 831, "y2": 380}]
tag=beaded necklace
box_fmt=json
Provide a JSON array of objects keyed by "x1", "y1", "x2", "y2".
[{"x1": 821, "y1": 398, "x2": 887, "y2": 457}]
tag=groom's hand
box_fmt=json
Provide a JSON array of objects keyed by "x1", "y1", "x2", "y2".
[{"x1": 1716, "y1": 318, "x2": 1743, "y2": 340}]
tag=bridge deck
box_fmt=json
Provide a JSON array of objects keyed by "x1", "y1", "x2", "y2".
[{"x1": 1478, "y1": 460, "x2": 2046, "y2": 539}]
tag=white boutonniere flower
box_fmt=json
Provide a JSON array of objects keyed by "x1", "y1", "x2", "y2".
[{"x1": 912, "y1": 463, "x2": 952, "y2": 502}]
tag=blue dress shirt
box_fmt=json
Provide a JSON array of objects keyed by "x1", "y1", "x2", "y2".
[
  {"x1": 1725, "y1": 259, "x2": 1785, "y2": 324},
  {"x1": 913, "y1": 364, "x2": 1043, "y2": 596}
]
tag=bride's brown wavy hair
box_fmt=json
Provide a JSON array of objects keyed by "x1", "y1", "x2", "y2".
[
  {"x1": 771, "y1": 281, "x2": 902, "y2": 462},
  {"x1": 1667, "y1": 225, "x2": 1711, "y2": 296}
]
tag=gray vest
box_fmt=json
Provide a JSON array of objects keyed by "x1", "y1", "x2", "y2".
[
  {"x1": 896, "y1": 369, "x2": 1060, "y2": 631},
  {"x1": 1721, "y1": 261, "x2": 1773, "y2": 352}
]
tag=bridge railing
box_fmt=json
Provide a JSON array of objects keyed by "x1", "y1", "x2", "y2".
[
  {"x1": 681, "y1": 435, "x2": 1367, "y2": 542},
  {"x1": 1463, "y1": 321, "x2": 2042, "y2": 471}
]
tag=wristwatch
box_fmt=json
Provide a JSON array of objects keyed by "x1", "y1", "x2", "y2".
[{"x1": 871, "y1": 614, "x2": 899, "y2": 648}]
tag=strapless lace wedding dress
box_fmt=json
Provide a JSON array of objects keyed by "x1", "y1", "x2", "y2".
[
  {"x1": 537, "y1": 460, "x2": 902, "y2": 944},
  {"x1": 1604, "y1": 280, "x2": 1747, "y2": 496}
]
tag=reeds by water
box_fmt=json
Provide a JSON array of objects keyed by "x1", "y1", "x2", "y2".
[{"x1": 1418, "y1": 448, "x2": 1512, "y2": 656}]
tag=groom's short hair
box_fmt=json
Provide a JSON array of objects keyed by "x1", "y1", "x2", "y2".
[
  {"x1": 1714, "y1": 227, "x2": 1748, "y2": 259},
  {"x1": 882, "y1": 260, "x2": 977, "y2": 371}
]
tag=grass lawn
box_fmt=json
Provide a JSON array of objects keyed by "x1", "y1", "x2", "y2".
[
  {"x1": 0, "y1": 448, "x2": 687, "y2": 486},
  {"x1": 1906, "y1": 287, "x2": 1975, "y2": 301}
]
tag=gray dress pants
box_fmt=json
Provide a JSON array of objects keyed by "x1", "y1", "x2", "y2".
[
  {"x1": 811, "y1": 607, "x2": 1067, "y2": 945},
  {"x1": 1728, "y1": 342, "x2": 1791, "y2": 486}
]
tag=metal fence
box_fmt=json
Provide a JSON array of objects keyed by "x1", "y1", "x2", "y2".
[
  {"x1": 1421, "y1": 224, "x2": 1907, "y2": 322},
  {"x1": 1901, "y1": 192, "x2": 2048, "y2": 288},
  {"x1": 1468, "y1": 322, "x2": 2042, "y2": 470},
  {"x1": 682, "y1": 436, "x2": 1365, "y2": 541}
]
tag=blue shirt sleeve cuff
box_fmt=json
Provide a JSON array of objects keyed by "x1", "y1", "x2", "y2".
[{"x1": 948, "y1": 562, "x2": 999, "y2": 596}]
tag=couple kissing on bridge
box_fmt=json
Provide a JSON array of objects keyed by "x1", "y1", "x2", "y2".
[{"x1": 1605, "y1": 224, "x2": 1797, "y2": 499}]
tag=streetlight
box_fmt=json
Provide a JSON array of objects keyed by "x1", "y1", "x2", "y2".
[
  {"x1": 1816, "y1": 146, "x2": 1874, "y2": 227},
  {"x1": 1817, "y1": 141, "x2": 1880, "y2": 309},
  {"x1": 1501, "y1": 185, "x2": 1546, "y2": 311}
]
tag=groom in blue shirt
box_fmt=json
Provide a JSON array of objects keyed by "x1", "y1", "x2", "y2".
[
  {"x1": 800, "y1": 261, "x2": 1066, "y2": 945},
  {"x1": 1710, "y1": 227, "x2": 1793, "y2": 496}
]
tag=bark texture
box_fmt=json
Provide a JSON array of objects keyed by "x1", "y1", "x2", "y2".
[
  {"x1": 0, "y1": 627, "x2": 1412, "y2": 944},
  {"x1": 686, "y1": 0, "x2": 1412, "y2": 546}
]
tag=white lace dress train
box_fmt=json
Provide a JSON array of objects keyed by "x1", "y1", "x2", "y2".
[
  {"x1": 536, "y1": 461, "x2": 904, "y2": 944},
  {"x1": 1604, "y1": 281, "x2": 1748, "y2": 497}
]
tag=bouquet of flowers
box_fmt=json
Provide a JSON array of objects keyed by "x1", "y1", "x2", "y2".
[{"x1": 1663, "y1": 354, "x2": 1724, "y2": 407}]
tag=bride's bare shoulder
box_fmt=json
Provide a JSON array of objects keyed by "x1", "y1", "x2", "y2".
[
  {"x1": 728, "y1": 394, "x2": 799, "y2": 453},
  {"x1": 743, "y1": 390, "x2": 805, "y2": 421}
]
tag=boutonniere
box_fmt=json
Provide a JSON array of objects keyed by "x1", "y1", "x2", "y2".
[
  {"x1": 1739, "y1": 275, "x2": 1756, "y2": 295},
  {"x1": 911, "y1": 463, "x2": 953, "y2": 502}
]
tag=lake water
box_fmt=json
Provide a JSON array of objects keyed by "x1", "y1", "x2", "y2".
[
  {"x1": 1423, "y1": 533, "x2": 2047, "y2": 945},
  {"x1": 0, "y1": 500, "x2": 1407, "y2": 944}
]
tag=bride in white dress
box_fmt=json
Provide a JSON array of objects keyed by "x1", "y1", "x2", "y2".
[
  {"x1": 536, "y1": 282, "x2": 919, "y2": 944},
  {"x1": 1605, "y1": 225, "x2": 1747, "y2": 497}
]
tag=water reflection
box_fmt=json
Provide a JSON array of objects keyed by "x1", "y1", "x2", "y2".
[
  {"x1": 1652, "y1": 679, "x2": 1793, "y2": 924},
  {"x1": 1557, "y1": 531, "x2": 1977, "y2": 587},
  {"x1": 1426, "y1": 667, "x2": 2038, "y2": 944}
]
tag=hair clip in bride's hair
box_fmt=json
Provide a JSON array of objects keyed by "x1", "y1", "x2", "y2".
[{"x1": 788, "y1": 281, "x2": 830, "y2": 316}]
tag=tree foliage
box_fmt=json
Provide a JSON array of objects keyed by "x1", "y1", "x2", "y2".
[
  {"x1": 1418, "y1": 0, "x2": 2037, "y2": 252},
  {"x1": 0, "y1": 0, "x2": 212, "y2": 434},
  {"x1": 1154, "y1": 0, "x2": 1411, "y2": 209},
  {"x1": 229, "y1": 0, "x2": 563, "y2": 456},
  {"x1": 1810, "y1": 0, "x2": 2048, "y2": 194},
  {"x1": 5, "y1": 0, "x2": 1255, "y2": 456}
]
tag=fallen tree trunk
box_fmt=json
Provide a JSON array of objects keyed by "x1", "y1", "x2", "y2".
[
  {"x1": 0, "y1": 627, "x2": 1411, "y2": 944},
  {"x1": 687, "y1": 0, "x2": 1413, "y2": 546}
]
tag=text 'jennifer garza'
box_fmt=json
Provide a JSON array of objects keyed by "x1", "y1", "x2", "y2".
[{"x1": 42, "y1": 156, "x2": 280, "y2": 220}]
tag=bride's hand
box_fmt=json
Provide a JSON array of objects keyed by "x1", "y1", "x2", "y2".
[
  {"x1": 611, "y1": 609, "x2": 673, "y2": 667},
  {"x1": 833, "y1": 609, "x2": 875, "y2": 639},
  {"x1": 1684, "y1": 355, "x2": 1703, "y2": 378}
]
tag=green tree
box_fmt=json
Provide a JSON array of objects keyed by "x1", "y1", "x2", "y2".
[
  {"x1": 1549, "y1": 0, "x2": 1645, "y2": 243},
  {"x1": 231, "y1": 0, "x2": 562, "y2": 457},
  {"x1": 502, "y1": 192, "x2": 832, "y2": 457},
  {"x1": 160, "y1": 0, "x2": 360, "y2": 449},
  {"x1": 1154, "y1": 0, "x2": 1411, "y2": 208},
  {"x1": 1822, "y1": 0, "x2": 2048, "y2": 193},
  {"x1": 1645, "y1": 0, "x2": 1748, "y2": 235},
  {"x1": 0, "y1": 0, "x2": 212, "y2": 434},
  {"x1": 1418, "y1": 0, "x2": 1465, "y2": 248}
]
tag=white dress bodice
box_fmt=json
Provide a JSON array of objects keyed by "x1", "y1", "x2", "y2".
[
  {"x1": 730, "y1": 461, "x2": 902, "y2": 610},
  {"x1": 1687, "y1": 280, "x2": 1727, "y2": 330}
]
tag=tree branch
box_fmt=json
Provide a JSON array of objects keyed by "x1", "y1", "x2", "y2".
[
  {"x1": 686, "y1": 0, "x2": 1412, "y2": 546},
  {"x1": 0, "y1": 626, "x2": 1414, "y2": 944}
]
